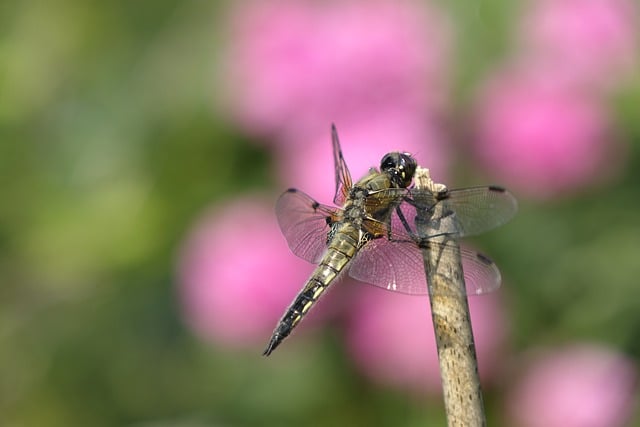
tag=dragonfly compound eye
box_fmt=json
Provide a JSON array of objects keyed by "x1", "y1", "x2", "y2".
[
  {"x1": 380, "y1": 152, "x2": 417, "y2": 188},
  {"x1": 380, "y1": 153, "x2": 400, "y2": 172},
  {"x1": 398, "y1": 153, "x2": 417, "y2": 187}
]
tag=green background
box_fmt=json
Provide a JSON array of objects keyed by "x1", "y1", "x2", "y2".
[{"x1": 1, "y1": 1, "x2": 639, "y2": 425}]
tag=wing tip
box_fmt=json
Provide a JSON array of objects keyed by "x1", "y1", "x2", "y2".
[
  {"x1": 487, "y1": 185, "x2": 507, "y2": 193},
  {"x1": 476, "y1": 252, "x2": 495, "y2": 265},
  {"x1": 331, "y1": 124, "x2": 340, "y2": 144}
]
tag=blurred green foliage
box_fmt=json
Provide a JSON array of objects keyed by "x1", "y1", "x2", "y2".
[{"x1": 1, "y1": 1, "x2": 639, "y2": 426}]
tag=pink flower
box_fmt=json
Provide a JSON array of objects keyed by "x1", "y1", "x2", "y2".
[
  {"x1": 277, "y1": 116, "x2": 450, "y2": 203},
  {"x1": 507, "y1": 344, "x2": 637, "y2": 427},
  {"x1": 472, "y1": 71, "x2": 619, "y2": 199},
  {"x1": 343, "y1": 284, "x2": 507, "y2": 394},
  {"x1": 176, "y1": 196, "x2": 317, "y2": 350},
  {"x1": 520, "y1": 0, "x2": 639, "y2": 90},
  {"x1": 220, "y1": 0, "x2": 451, "y2": 141}
]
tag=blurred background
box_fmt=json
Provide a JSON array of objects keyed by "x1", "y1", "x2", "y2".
[{"x1": 1, "y1": 0, "x2": 639, "y2": 426}]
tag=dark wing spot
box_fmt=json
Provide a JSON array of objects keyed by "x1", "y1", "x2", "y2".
[
  {"x1": 488, "y1": 185, "x2": 506, "y2": 193},
  {"x1": 312, "y1": 201, "x2": 319, "y2": 210},
  {"x1": 435, "y1": 190, "x2": 450, "y2": 200},
  {"x1": 476, "y1": 253, "x2": 494, "y2": 265}
]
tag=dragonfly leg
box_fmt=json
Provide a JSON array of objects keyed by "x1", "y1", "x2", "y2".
[
  {"x1": 393, "y1": 204, "x2": 414, "y2": 240},
  {"x1": 392, "y1": 204, "x2": 459, "y2": 244}
]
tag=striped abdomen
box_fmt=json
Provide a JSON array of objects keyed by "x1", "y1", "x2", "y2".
[{"x1": 263, "y1": 223, "x2": 362, "y2": 356}]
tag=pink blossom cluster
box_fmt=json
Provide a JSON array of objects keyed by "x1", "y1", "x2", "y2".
[
  {"x1": 222, "y1": 0, "x2": 451, "y2": 139},
  {"x1": 507, "y1": 344, "x2": 637, "y2": 427},
  {"x1": 343, "y1": 285, "x2": 507, "y2": 394},
  {"x1": 220, "y1": 0, "x2": 453, "y2": 199},
  {"x1": 177, "y1": 198, "x2": 314, "y2": 348},
  {"x1": 472, "y1": 0, "x2": 637, "y2": 198}
]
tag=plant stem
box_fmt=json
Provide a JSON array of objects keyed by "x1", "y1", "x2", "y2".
[{"x1": 413, "y1": 167, "x2": 486, "y2": 427}]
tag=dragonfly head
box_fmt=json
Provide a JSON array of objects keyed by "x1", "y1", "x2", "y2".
[{"x1": 380, "y1": 152, "x2": 417, "y2": 188}]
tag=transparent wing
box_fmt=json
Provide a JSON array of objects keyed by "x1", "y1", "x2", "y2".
[
  {"x1": 398, "y1": 185, "x2": 518, "y2": 238},
  {"x1": 348, "y1": 238, "x2": 502, "y2": 296},
  {"x1": 331, "y1": 124, "x2": 353, "y2": 206},
  {"x1": 349, "y1": 238, "x2": 427, "y2": 295},
  {"x1": 276, "y1": 188, "x2": 340, "y2": 264}
]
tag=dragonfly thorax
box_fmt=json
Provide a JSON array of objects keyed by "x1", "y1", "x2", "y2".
[
  {"x1": 343, "y1": 192, "x2": 369, "y2": 226},
  {"x1": 380, "y1": 152, "x2": 417, "y2": 188}
]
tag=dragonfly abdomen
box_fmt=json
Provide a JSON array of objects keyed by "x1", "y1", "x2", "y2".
[{"x1": 263, "y1": 225, "x2": 362, "y2": 356}]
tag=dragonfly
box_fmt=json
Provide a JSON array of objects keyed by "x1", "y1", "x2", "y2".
[{"x1": 263, "y1": 125, "x2": 517, "y2": 356}]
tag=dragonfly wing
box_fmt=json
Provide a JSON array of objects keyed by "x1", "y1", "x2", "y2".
[
  {"x1": 419, "y1": 242, "x2": 503, "y2": 295},
  {"x1": 348, "y1": 238, "x2": 429, "y2": 295},
  {"x1": 276, "y1": 188, "x2": 340, "y2": 264},
  {"x1": 331, "y1": 124, "x2": 353, "y2": 206},
  {"x1": 459, "y1": 248, "x2": 502, "y2": 295},
  {"x1": 348, "y1": 238, "x2": 502, "y2": 296},
  {"x1": 406, "y1": 186, "x2": 518, "y2": 238}
]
